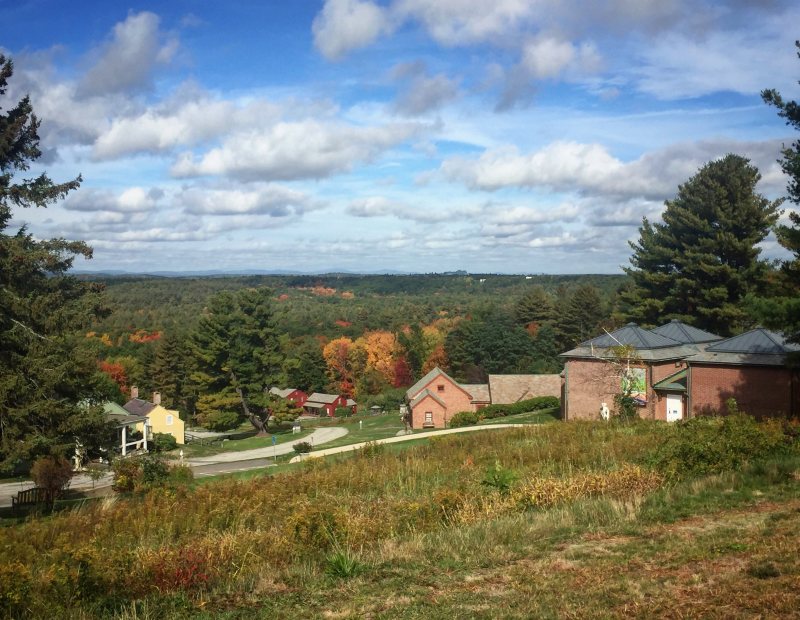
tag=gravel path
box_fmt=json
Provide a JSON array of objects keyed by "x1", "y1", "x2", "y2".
[{"x1": 289, "y1": 423, "x2": 532, "y2": 463}]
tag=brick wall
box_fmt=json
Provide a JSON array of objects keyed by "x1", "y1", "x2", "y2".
[
  {"x1": 690, "y1": 364, "x2": 797, "y2": 418},
  {"x1": 409, "y1": 373, "x2": 475, "y2": 428},
  {"x1": 565, "y1": 358, "x2": 688, "y2": 421},
  {"x1": 564, "y1": 358, "x2": 625, "y2": 420}
]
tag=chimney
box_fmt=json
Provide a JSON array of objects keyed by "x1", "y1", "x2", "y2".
[
  {"x1": 131, "y1": 386, "x2": 139, "y2": 399},
  {"x1": 152, "y1": 391, "x2": 161, "y2": 406}
]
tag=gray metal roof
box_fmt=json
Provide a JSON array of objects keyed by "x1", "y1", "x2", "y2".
[
  {"x1": 579, "y1": 323, "x2": 682, "y2": 350},
  {"x1": 705, "y1": 328, "x2": 800, "y2": 355},
  {"x1": 651, "y1": 320, "x2": 722, "y2": 344}
]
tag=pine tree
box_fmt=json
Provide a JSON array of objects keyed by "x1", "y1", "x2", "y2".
[
  {"x1": 555, "y1": 284, "x2": 605, "y2": 349},
  {"x1": 151, "y1": 331, "x2": 193, "y2": 415},
  {"x1": 0, "y1": 55, "x2": 114, "y2": 468},
  {"x1": 191, "y1": 288, "x2": 284, "y2": 434},
  {"x1": 622, "y1": 154, "x2": 781, "y2": 335},
  {"x1": 282, "y1": 336, "x2": 327, "y2": 393},
  {"x1": 754, "y1": 41, "x2": 800, "y2": 344},
  {"x1": 514, "y1": 286, "x2": 555, "y2": 329}
]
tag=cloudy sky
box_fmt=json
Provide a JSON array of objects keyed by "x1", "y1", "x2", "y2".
[{"x1": 2, "y1": 0, "x2": 798, "y2": 274}]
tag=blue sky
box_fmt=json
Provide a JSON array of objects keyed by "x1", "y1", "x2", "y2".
[{"x1": 2, "y1": 0, "x2": 798, "y2": 274}]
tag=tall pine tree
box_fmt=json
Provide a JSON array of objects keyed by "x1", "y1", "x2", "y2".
[
  {"x1": 752, "y1": 40, "x2": 800, "y2": 344},
  {"x1": 191, "y1": 287, "x2": 284, "y2": 434},
  {"x1": 622, "y1": 154, "x2": 781, "y2": 335},
  {"x1": 0, "y1": 55, "x2": 114, "y2": 468},
  {"x1": 555, "y1": 284, "x2": 605, "y2": 349}
]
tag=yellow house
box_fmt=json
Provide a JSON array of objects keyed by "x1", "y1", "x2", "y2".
[{"x1": 123, "y1": 390, "x2": 185, "y2": 445}]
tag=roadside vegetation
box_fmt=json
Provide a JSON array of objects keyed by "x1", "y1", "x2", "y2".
[{"x1": 1, "y1": 415, "x2": 798, "y2": 618}]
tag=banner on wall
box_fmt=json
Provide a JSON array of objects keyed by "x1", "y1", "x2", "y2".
[{"x1": 622, "y1": 367, "x2": 647, "y2": 406}]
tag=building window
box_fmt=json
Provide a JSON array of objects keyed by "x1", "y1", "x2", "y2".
[
  {"x1": 437, "y1": 385, "x2": 445, "y2": 392},
  {"x1": 166, "y1": 415, "x2": 173, "y2": 426},
  {"x1": 425, "y1": 412, "x2": 433, "y2": 423}
]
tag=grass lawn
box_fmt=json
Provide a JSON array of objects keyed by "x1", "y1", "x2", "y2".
[
  {"x1": 179, "y1": 424, "x2": 314, "y2": 457},
  {"x1": 301, "y1": 413, "x2": 408, "y2": 450},
  {"x1": 478, "y1": 407, "x2": 560, "y2": 425}
]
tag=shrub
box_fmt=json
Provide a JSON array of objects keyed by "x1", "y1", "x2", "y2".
[
  {"x1": 334, "y1": 406, "x2": 353, "y2": 418},
  {"x1": 477, "y1": 395, "x2": 561, "y2": 420},
  {"x1": 647, "y1": 414, "x2": 796, "y2": 480},
  {"x1": 30, "y1": 455, "x2": 73, "y2": 504},
  {"x1": 293, "y1": 441, "x2": 313, "y2": 454},
  {"x1": 152, "y1": 432, "x2": 178, "y2": 452},
  {"x1": 169, "y1": 464, "x2": 194, "y2": 486},
  {"x1": 449, "y1": 411, "x2": 479, "y2": 427},
  {"x1": 111, "y1": 454, "x2": 174, "y2": 493}
]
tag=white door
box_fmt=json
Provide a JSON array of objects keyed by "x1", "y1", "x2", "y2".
[{"x1": 666, "y1": 394, "x2": 683, "y2": 422}]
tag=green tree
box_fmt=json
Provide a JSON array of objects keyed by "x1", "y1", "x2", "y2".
[
  {"x1": 191, "y1": 288, "x2": 284, "y2": 434},
  {"x1": 754, "y1": 41, "x2": 800, "y2": 344},
  {"x1": 622, "y1": 154, "x2": 781, "y2": 335},
  {"x1": 151, "y1": 331, "x2": 194, "y2": 415},
  {"x1": 514, "y1": 286, "x2": 555, "y2": 328},
  {"x1": 0, "y1": 55, "x2": 115, "y2": 469},
  {"x1": 445, "y1": 306, "x2": 534, "y2": 382},
  {"x1": 282, "y1": 336, "x2": 328, "y2": 393},
  {"x1": 555, "y1": 284, "x2": 605, "y2": 349}
]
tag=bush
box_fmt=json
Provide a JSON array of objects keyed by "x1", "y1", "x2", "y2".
[
  {"x1": 293, "y1": 441, "x2": 313, "y2": 454},
  {"x1": 478, "y1": 395, "x2": 560, "y2": 420},
  {"x1": 449, "y1": 411, "x2": 479, "y2": 428},
  {"x1": 30, "y1": 455, "x2": 73, "y2": 504},
  {"x1": 334, "y1": 406, "x2": 353, "y2": 418},
  {"x1": 168, "y1": 464, "x2": 194, "y2": 485},
  {"x1": 152, "y1": 432, "x2": 178, "y2": 452},
  {"x1": 111, "y1": 454, "x2": 185, "y2": 493},
  {"x1": 647, "y1": 414, "x2": 797, "y2": 480}
]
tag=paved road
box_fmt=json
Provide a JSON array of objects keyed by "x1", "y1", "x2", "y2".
[
  {"x1": 187, "y1": 426, "x2": 348, "y2": 464},
  {"x1": 289, "y1": 423, "x2": 532, "y2": 463},
  {"x1": 0, "y1": 426, "x2": 349, "y2": 507}
]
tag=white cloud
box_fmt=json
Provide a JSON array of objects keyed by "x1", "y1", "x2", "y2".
[
  {"x1": 440, "y1": 138, "x2": 789, "y2": 200},
  {"x1": 171, "y1": 120, "x2": 426, "y2": 181},
  {"x1": 63, "y1": 187, "x2": 163, "y2": 213},
  {"x1": 313, "y1": 0, "x2": 392, "y2": 60},
  {"x1": 178, "y1": 184, "x2": 320, "y2": 219},
  {"x1": 78, "y1": 12, "x2": 177, "y2": 97},
  {"x1": 92, "y1": 91, "x2": 282, "y2": 159}
]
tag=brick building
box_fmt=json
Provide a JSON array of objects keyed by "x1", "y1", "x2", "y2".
[
  {"x1": 405, "y1": 367, "x2": 561, "y2": 429},
  {"x1": 560, "y1": 321, "x2": 800, "y2": 421}
]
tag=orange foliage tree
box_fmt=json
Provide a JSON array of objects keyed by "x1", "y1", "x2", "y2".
[{"x1": 322, "y1": 337, "x2": 358, "y2": 396}]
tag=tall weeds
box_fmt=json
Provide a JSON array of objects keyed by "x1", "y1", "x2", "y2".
[{"x1": 1, "y1": 416, "x2": 796, "y2": 618}]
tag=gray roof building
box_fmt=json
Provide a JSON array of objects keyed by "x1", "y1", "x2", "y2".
[{"x1": 651, "y1": 320, "x2": 722, "y2": 344}]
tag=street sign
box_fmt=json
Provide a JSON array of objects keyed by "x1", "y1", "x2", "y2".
[{"x1": 271, "y1": 435, "x2": 277, "y2": 445}]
